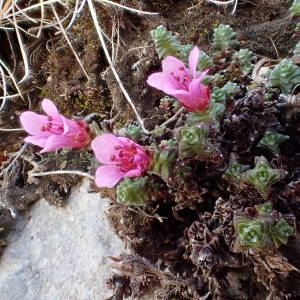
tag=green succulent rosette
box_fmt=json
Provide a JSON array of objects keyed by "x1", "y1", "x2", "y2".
[
  {"x1": 212, "y1": 24, "x2": 239, "y2": 51},
  {"x1": 257, "y1": 130, "x2": 290, "y2": 156},
  {"x1": 223, "y1": 158, "x2": 249, "y2": 187},
  {"x1": 271, "y1": 218, "x2": 294, "y2": 248},
  {"x1": 150, "y1": 25, "x2": 193, "y2": 62},
  {"x1": 198, "y1": 50, "x2": 213, "y2": 71},
  {"x1": 117, "y1": 177, "x2": 149, "y2": 206},
  {"x1": 149, "y1": 144, "x2": 177, "y2": 182},
  {"x1": 290, "y1": 0, "x2": 300, "y2": 19},
  {"x1": 150, "y1": 25, "x2": 181, "y2": 59},
  {"x1": 241, "y1": 156, "x2": 287, "y2": 200},
  {"x1": 177, "y1": 124, "x2": 221, "y2": 161},
  {"x1": 232, "y1": 49, "x2": 256, "y2": 75},
  {"x1": 125, "y1": 125, "x2": 142, "y2": 142},
  {"x1": 234, "y1": 203, "x2": 294, "y2": 252},
  {"x1": 235, "y1": 216, "x2": 270, "y2": 251},
  {"x1": 187, "y1": 101, "x2": 225, "y2": 125},
  {"x1": 255, "y1": 202, "x2": 273, "y2": 216},
  {"x1": 268, "y1": 59, "x2": 300, "y2": 94}
]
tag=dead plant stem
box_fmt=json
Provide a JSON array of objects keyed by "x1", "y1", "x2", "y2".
[
  {"x1": 87, "y1": 0, "x2": 149, "y2": 133},
  {"x1": 30, "y1": 170, "x2": 95, "y2": 180}
]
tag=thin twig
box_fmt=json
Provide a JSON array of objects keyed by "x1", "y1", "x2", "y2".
[
  {"x1": 87, "y1": 0, "x2": 149, "y2": 133},
  {"x1": 50, "y1": 3, "x2": 90, "y2": 80},
  {"x1": 231, "y1": 0, "x2": 238, "y2": 14},
  {"x1": 65, "y1": 0, "x2": 84, "y2": 30},
  {"x1": 207, "y1": 0, "x2": 238, "y2": 14},
  {"x1": 36, "y1": 0, "x2": 45, "y2": 38},
  {"x1": 4, "y1": 0, "x2": 63, "y2": 20},
  {"x1": 14, "y1": 2, "x2": 39, "y2": 24},
  {"x1": 160, "y1": 107, "x2": 185, "y2": 127},
  {"x1": 269, "y1": 37, "x2": 279, "y2": 59},
  {"x1": 0, "y1": 93, "x2": 22, "y2": 99},
  {"x1": 128, "y1": 207, "x2": 167, "y2": 223},
  {"x1": 207, "y1": 0, "x2": 234, "y2": 5},
  {"x1": 0, "y1": 143, "x2": 28, "y2": 177},
  {"x1": 30, "y1": 170, "x2": 95, "y2": 180},
  {"x1": 20, "y1": 155, "x2": 42, "y2": 170},
  {"x1": 252, "y1": 57, "x2": 271, "y2": 85},
  {"x1": 0, "y1": 66, "x2": 7, "y2": 111},
  {"x1": 0, "y1": 128, "x2": 24, "y2": 132},
  {"x1": 12, "y1": 0, "x2": 31, "y2": 84},
  {"x1": 0, "y1": 52, "x2": 24, "y2": 102},
  {"x1": 185, "y1": 0, "x2": 204, "y2": 14}
]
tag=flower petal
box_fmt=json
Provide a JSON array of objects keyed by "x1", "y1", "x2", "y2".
[
  {"x1": 41, "y1": 99, "x2": 59, "y2": 116},
  {"x1": 147, "y1": 72, "x2": 181, "y2": 93},
  {"x1": 188, "y1": 78, "x2": 211, "y2": 111},
  {"x1": 91, "y1": 134, "x2": 122, "y2": 164},
  {"x1": 24, "y1": 136, "x2": 47, "y2": 148},
  {"x1": 124, "y1": 167, "x2": 143, "y2": 178},
  {"x1": 198, "y1": 69, "x2": 209, "y2": 81},
  {"x1": 20, "y1": 112, "x2": 50, "y2": 136},
  {"x1": 40, "y1": 135, "x2": 76, "y2": 153},
  {"x1": 189, "y1": 77, "x2": 210, "y2": 99},
  {"x1": 95, "y1": 165, "x2": 124, "y2": 188},
  {"x1": 162, "y1": 56, "x2": 188, "y2": 81},
  {"x1": 61, "y1": 115, "x2": 78, "y2": 135},
  {"x1": 166, "y1": 89, "x2": 190, "y2": 102},
  {"x1": 188, "y1": 46, "x2": 200, "y2": 78}
]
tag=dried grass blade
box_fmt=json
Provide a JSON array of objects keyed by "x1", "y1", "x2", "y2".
[
  {"x1": 50, "y1": 3, "x2": 90, "y2": 80},
  {"x1": 87, "y1": 0, "x2": 148, "y2": 133}
]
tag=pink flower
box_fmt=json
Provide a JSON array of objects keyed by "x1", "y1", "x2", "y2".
[
  {"x1": 147, "y1": 46, "x2": 211, "y2": 112},
  {"x1": 91, "y1": 134, "x2": 151, "y2": 188},
  {"x1": 20, "y1": 99, "x2": 90, "y2": 153}
]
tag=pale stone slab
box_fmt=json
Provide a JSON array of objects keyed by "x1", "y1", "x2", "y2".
[{"x1": 0, "y1": 180, "x2": 125, "y2": 300}]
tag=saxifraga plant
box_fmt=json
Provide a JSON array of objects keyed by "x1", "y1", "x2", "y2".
[
  {"x1": 234, "y1": 203, "x2": 294, "y2": 252},
  {"x1": 267, "y1": 59, "x2": 300, "y2": 94},
  {"x1": 240, "y1": 156, "x2": 287, "y2": 200},
  {"x1": 212, "y1": 24, "x2": 239, "y2": 52}
]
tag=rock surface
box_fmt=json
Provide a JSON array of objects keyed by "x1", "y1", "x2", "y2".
[{"x1": 0, "y1": 180, "x2": 125, "y2": 300}]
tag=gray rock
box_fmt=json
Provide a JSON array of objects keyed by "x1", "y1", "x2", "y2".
[{"x1": 0, "y1": 180, "x2": 125, "y2": 300}]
